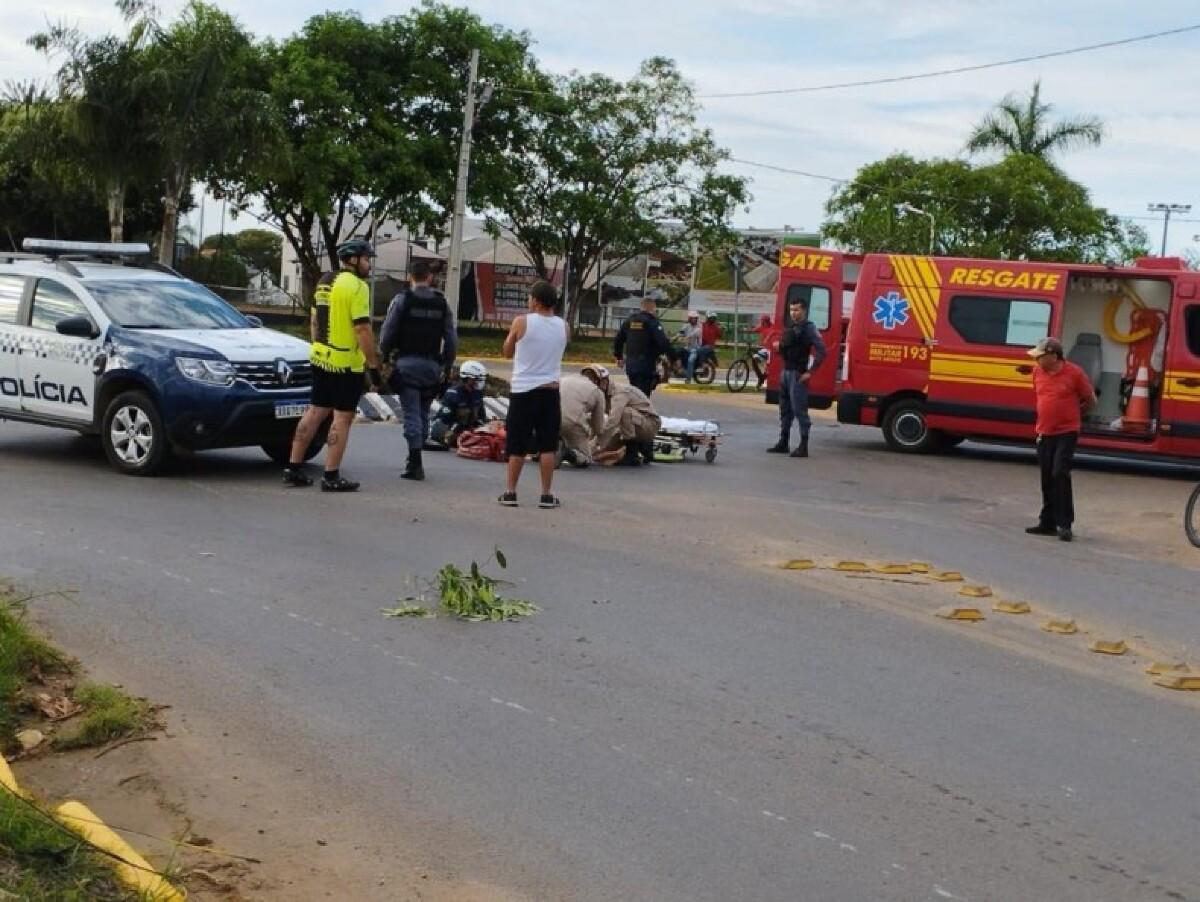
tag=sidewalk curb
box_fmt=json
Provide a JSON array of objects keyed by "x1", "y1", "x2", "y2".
[
  {"x1": 1, "y1": 751, "x2": 182, "y2": 901},
  {"x1": 56, "y1": 800, "x2": 184, "y2": 902}
]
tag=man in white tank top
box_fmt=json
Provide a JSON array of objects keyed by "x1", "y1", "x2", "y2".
[{"x1": 499, "y1": 281, "x2": 570, "y2": 508}]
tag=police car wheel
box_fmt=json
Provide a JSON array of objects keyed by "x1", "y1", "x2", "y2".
[
  {"x1": 882, "y1": 400, "x2": 937, "y2": 454},
  {"x1": 102, "y1": 391, "x2": 168, "y2": 476}
]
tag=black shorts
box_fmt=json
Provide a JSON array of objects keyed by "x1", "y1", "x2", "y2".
[
  {"x1": 310, "y1": 368, "x2": 364, "y2": 413},
  {"x1": 505, "y1": 387, "x2": 561, "y2": 457}
]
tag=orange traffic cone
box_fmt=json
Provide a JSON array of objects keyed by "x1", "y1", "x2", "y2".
[{"x1": 1123, "y1": 365, "x2": 1152, "y2": 432}]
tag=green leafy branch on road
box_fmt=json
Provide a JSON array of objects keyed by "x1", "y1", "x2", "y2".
[{"x1": 380, "y1": 548, "x2": 538, "y2": 623}]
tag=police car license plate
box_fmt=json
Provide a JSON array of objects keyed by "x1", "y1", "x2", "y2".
[{"x1": 274, "y1": 402, "x2": 308, "y2": 419}]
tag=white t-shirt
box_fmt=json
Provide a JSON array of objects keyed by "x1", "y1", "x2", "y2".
[{"x1": 511, "y1": 313, "x2": 567, "y2": 393}]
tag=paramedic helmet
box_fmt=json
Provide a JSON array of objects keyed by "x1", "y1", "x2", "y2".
[{"x1": 459, "y1": 360, "x2": 488, "y2": 381}]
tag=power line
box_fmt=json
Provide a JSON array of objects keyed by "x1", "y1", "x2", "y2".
[
  {"x1": 697, "y1": 24, "x2": 1200, "y2": 99},
  {"x1": 726, "y1": 157, "x2": 846, "y2": 183}
]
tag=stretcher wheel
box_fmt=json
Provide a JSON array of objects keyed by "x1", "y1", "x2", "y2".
[{"x1": 705, "y1": 447, "x2": 717, "y2": 463}]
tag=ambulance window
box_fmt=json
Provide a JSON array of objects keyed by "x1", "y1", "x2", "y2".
[
  {"x1": 785, "y1": 284, "x2": 830, "y2": 330},
  {"x1": 30, "y1": 280, "x2": 92, "y2": 332},
  {"x1": 949, "y1": 295, "x2": 1051, "y2": 347},
  {"x1": 1186, "y1": 306, "x2": 1200, "y2": 357},
  {"x1": 0, "y1": 274, "x2": 23, "y2": 324}
]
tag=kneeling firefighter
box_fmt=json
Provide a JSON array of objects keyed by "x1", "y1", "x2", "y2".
[{"x1": 379, "y1": 260, "x2": 459, "y2": 480}]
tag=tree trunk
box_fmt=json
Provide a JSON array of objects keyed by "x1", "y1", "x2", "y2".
[
  {"x1": 107, "y1": 181, "x2": 125, "y2": 244},
  {"x1": 158, "y1": 165, "x2": 187, "y2": 266}
]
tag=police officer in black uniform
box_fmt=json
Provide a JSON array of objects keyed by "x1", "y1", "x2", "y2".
[
  {"x1": 768, "y1": 298, "x2": 826, "y2": 458},
  {"x1": 380, "y1": 259, "x2": 458, "y2": 481},
  {"x1": 613, "y1": 297, "x2": 671, "y2": 397}
]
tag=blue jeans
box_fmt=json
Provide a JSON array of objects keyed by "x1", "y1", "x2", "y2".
[
  {"x1": 779, "y1": 369, "x2": 811, "y2": 439},
  {"x1": 686, "y1": 348, "x2": 699, "y2": 382}
]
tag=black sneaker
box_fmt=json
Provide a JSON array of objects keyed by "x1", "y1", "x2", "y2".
[
  {"x1": 538, "y1": 494, "x2": 561, "y2": 509},
  {"x1": 283, "y1": 468, "x2": 313, "y2": 488},
  {"x1": 320, "y1": 475, "x2": 360, "y2": 492},
  {"x1": 1057, "y1": 527, "x2": 1074, "y2": 542},
  {"x1": 1025, "y1": 524, "x2": 1057, "y2": 536},
  {"x1": 498, "y1": 492, "x2": 519, "y2": 507},
  {"x1": 766, "y1": 442, "x2": 789, "y2": 454}
]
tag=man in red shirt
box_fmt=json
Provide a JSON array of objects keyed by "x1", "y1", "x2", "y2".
[{"x1": 1025, "y1": 337, "x2": 1097, "y2": 542}]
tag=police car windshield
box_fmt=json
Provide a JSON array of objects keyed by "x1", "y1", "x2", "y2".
[{"x1": 87, "y1": 280, "x2": 249, "y2": 330}]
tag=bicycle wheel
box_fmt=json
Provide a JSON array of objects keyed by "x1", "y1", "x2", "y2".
[
  {"x1": 726, "y1": 358, "x2": 751, "y2": 393},
  {"x1": 1186, "y1": 483, "x2": 1200, "y2": 548}
]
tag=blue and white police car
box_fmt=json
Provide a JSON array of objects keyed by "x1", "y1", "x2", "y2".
[{"x1": 0, "y1": 239, "x2": 319, "y2": 475}]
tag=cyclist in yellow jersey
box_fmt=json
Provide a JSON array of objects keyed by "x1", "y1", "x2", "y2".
[{"x1": 283, "y1": 238, "x2": 383, "y2": 492}]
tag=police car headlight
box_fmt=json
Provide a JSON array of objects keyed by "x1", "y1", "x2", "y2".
[{"x1": 176, "y1": 357, "x2": 236, "y2": 386}]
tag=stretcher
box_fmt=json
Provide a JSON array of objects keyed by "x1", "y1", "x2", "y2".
[{"x1": 654, "y1": 416, "x2": 723, "y2": 463}]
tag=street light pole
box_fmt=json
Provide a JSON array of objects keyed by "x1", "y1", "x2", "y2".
[
  {"x1": 1148, "y1": 203, "x2": 1191, "y2": 256},
  {"x1": 445, "y1": 48, "x2": 480, "y2": 320},
  {"x1": 895, "y1": 202, "x2": 935, "y2": 254}
]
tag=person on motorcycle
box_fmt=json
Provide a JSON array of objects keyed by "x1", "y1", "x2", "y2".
[
  {"x1": 677, "y1": 311, "x2": 704, "y2": 383},
  {"x1": 429, "y1": 360, "x2": 488, "y2": 449}
]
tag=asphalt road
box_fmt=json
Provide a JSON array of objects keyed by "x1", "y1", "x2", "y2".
[{"x1": 2, "y1": 388, "x2": 1198, "y2": 901}]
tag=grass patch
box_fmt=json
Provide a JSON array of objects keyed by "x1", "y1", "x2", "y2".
[
  {"x1": 52, "y1": 684, "x2": 151, "y2": 752},
  {"x1": 0, "y1": 598, "x2": 71, "y2": 749},
  {"x1": 0, "y1": 788, "x2": 135, "y2": 901}
]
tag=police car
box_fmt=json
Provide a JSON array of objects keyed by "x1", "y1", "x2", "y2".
[{"x1": 0, "y1": 239, "x2": 319, "y2": 475}]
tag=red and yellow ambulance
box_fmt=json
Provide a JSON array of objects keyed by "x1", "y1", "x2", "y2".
[{"x1": 769, "y1": 248, "x2": 1200, "y2": 461}]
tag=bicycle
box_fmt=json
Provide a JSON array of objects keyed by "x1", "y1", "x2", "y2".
[
  {"x1": 726, "y1": 347, "x2": 769, "y2": 393},
  {"x1": 1187, "y1": 482, "x2": 1200, "y2": 548}
]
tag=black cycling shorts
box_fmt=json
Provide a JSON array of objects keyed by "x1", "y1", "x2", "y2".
[
  {"x1": 505, "y1": 387, "x2": 561, "y2": 457},
  {"x1": 310, "y1": 368, "x2": 364, "y2": 413}
]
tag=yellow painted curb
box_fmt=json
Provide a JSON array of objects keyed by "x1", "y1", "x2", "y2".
[
  {"x1": 908, "y1": 562, "x2": 932, "y2": 574},
  {"x1": 958, "y1": 585, "x2": 993, "y2": 598},
  {"x1": 780, "y1": 559, "x2": 816, "y2": 570},
  {"x1": 833, "y1": 561, "x2": 871, "y2": 573},
  {"x1": 1089, "y1": 639, "x2": 1128, "y2": 656},
  {"x1": 1152, "y1": 673, "x2": 1200, "y2": 691},
  {"x1": 1042, "y1": 618, "x2": 1078, "y2": 635},
  {"x1": 1145, "y1": 661, "x2": 1191, "y2": 675},
  {"x1": 993, "y1": 601, "x2": 1032, "y2": 615},
  {"x1": 873, "y1": 563, "x2": 913, "y2": 575},
  {"x1": 936, "y1": 605, "x2": 985, "y2": 622},
  {"x1": 0, "y1": 753, "x2": 28, "y2": 798},
  {"x1": 55, "y1": 801, "x2": 183, "y2": 902},
  {"x1": 930, "y1": 571, "x2": 964, "y2": 582}
]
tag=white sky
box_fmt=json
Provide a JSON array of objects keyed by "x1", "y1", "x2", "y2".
[{"x1": 4, "y1": 1, "x2": 1199, "y2": 254}]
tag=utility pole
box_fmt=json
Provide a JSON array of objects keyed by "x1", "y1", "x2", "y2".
[
  {"x1": 445, "y1": 49, "x2": 481, "y2": 320},
  {"x1": 1148, "y1": 203, "x2": 1191, "y2": 256}
]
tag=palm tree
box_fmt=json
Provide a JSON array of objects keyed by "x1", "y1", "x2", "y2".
[{"x1": 965, "y1": 80, "x2": 1103, "y2": 160}]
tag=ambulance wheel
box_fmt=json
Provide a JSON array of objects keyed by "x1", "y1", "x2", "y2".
[
  {"x1": 262, "y1": 420, "x2": 329, "y2": 465},
  {"x1": 937, "y1": 434, "x2": 966, "y2": 450},
  {"x1": 882, "y1": 400, "x2": 938, "y2": 454},
  {"x1": 1186, "y1": 483, "x2": 1200, "y2": 549},
  {"x1": 102, "y1": 391, "x2": 168, "y2": 476}
]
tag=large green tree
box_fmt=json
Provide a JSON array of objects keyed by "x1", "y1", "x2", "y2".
[
  {"x1": 201, "y1": 228, "x2": 282, "y2": 282},
  {"x1": 491, "y1": 57, "x2": 750, "y2": 324},
  {"x1": 30, "y1": 4, "x2": 160, "y2": 243},
  {"x1": 822, "y1": 153, "x2": 1147, "y2": 264},
  {"x1": 217, "y1": 3, "x2": 543, "y2": 304},
  {"x1": 965, "y1": 80, "x2": 1103, "y2": 160},
  {"x1": 138, "y1": 2, "x2": 272, "y2": 264}
]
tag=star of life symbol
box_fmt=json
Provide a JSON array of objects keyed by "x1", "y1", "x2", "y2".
[{"x1": 872, "y1": 292, "x2": 910, "y2": 330}]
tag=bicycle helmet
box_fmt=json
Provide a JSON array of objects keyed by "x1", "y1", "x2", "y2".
[
  {"x1": 459, "y1": 360, "x2": 488, "y2": 380},
  {"x1": 336, "y1": 237, "x2": 376, "y2": 260}
]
